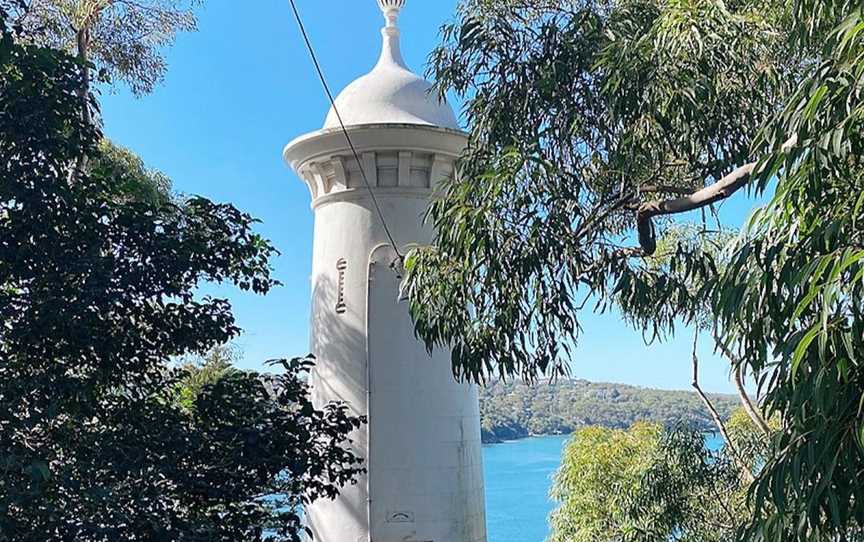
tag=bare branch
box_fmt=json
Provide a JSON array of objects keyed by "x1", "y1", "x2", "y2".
[
  {"x1": 574, "y1": 246, "x2": 644, "y2": 282},
  {"x1": 714, "y1": 332, "x2": 773, "y2": 437},
  {"x1": 638, "y1": 184, "x2": 698, "y2": 196},
  {"x1": 638, "y1": 163, "x2": 756, "y2": 254},
  {"x1": 691, "y1": 330, "x2": 755, "y2": 483},
  {"x1": 734, "y1": 365, "x2": 772, "y2": 434},
  {"x1": 70, "y1": 25, "x2": 92, "y2": 183},
  {"x1": 637, "y1": 136, "x2": 797, "y2": 254}
]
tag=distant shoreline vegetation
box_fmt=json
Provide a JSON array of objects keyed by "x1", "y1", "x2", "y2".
[{"x1": 480, "y1": 380, "x2": 737, "y2": 444}]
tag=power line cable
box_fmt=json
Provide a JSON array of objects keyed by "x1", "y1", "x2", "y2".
[{"x1": 287, "y1": 0, "x2": 404, "y2": 263}]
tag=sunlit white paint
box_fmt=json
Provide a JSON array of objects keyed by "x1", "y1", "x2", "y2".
[
  {"x1": 322, "y1": 2, "x2": 459, "y2": 131},
  {"x1": 283, "y1": 3, "x2": 486, "y2": 541}
]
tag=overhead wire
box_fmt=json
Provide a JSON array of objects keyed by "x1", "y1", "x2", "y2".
[{"x1": 287, "y1": 0, "x2": 404, "y2": 264}]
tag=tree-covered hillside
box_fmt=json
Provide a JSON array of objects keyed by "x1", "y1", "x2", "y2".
[{"x1": 480, "y1": 380, "x2": 738, "y2": 443}]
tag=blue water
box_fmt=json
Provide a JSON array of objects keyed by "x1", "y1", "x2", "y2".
[
  {"x1": 483, "y1": 435, "x2": 569, "y2": 542},
  {"x1": 482, "y1": 433, "x2": 725, "y2": 542}
]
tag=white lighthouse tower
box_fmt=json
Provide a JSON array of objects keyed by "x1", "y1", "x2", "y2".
[{"x1": 283, "y1": 2, "x2": 487, "y2": 541}]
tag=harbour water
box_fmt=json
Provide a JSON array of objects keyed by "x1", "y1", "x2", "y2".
[
  {"x1": 483, "y1": 435, "x2": 569, "y2": 542},
  {"x1": 482, "y1": 433, "x2": 725, "y2": 542}
]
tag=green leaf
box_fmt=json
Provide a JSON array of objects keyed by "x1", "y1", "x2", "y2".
[
  {"x1": 31, "y1": 461, "x2": 50, "y2": 482},
  {"x1": 802, "y1": 85, "x2": 829, "y2": 120},
  {"x1": 792, "y1": 326, "x2": 822, "y2": 380}
]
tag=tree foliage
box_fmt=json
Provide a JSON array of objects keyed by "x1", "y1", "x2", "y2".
[
  {"x1": 708, "y1": 2, "x2": 864, "y2": 538},
  {"x1": 549, "y1": 423, "x2": 665, "y2": 542},
  {"x1": 174, "y1": 343, "x2": 240, "y2": 413},
  {"x1": 405, "y1": 0, "x2": 796, "y2": 382},
  {"x1": 0, "y1": 6, "x2": 363, "y2": 540},
  {"x1": 406, "y1": 0, "x2": 864, "y2": 539},
  {"x1": 89, "y1": 139, "x2": 172, "y2": 206},
  {"x1": 11, "y1": 0, "x2": 201, "y2": 95},
  {"x1": 549, "y1": 414, "x2": 760, "y2": 542}
]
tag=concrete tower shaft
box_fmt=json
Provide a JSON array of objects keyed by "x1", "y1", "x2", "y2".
[{"x1": 283, "y1": 3, "x2": 487, "y2": 542}]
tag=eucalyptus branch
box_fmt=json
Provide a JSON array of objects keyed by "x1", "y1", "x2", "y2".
[
  {"x1": 691, "y1": 330, "x2": 755, "y2": 484},
  {"x1": 714, "y1": 331, "x2": 773, "y2": 437},
  {"x1": 637, "y1": 136, "x2": 797, "y2": 254},
  {"x1": 638, "y1": 163, "x2": 756, "y2": 254},
  {"x1": 69, "y1": 23, "x2": 91, "y2": 183},
  {"x1": 638, "y1": 184, "x2": 698, "y2": 195}
]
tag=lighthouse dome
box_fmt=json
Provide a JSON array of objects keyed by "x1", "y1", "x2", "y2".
[{"x1": 322, "y1": 1, "x2": 460, "y2": 130}]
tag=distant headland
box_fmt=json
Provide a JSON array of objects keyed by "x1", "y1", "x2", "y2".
[{"x1": 480, "y1": 379, "x2": 737, "y2": 444}]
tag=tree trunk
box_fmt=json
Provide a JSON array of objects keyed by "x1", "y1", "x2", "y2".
[{"x1": 71, "y1": 25, "x2": 92, "y2": 182}]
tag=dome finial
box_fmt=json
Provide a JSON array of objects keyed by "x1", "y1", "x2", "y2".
[{"x1": 378, "y1": 0, "x2": 405, "y2": 28}]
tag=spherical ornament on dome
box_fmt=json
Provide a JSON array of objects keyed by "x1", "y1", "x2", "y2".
[
  {"x1": 377, "y1": 0, "x2": 406, "y2": 10},
  {"x1": 377, "y1": 0, "x2": 405, "y2": 27}
]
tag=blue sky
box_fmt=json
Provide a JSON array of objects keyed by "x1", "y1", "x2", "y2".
[{"x1": 99, "y1": 0, "x2": 759, "y2": 394}]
